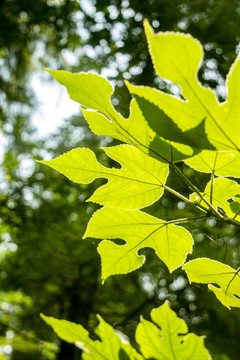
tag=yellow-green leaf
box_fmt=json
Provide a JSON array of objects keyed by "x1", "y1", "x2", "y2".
[
  {"x1": 136, "y1": 301, "x2": 211, "y2": 359},
  {"x1": 45, "y1": 70, "x2": 115, "y2": 116},
  {"x1": 39, "y1": 144, "x2": 169, "y2": 209},
  {"x1": 207, "y1": 53, "x2": 240, "y2": 151},
  {"x1": 191, "y1": 177, "x2": 240, "y2": 219},
  {"x1": 41, "y1": 314, "x2": 143, "y2": 360},
  {"x1": 183, "y1": 258, "x2": 240, "y2": 308},
  {"x1": 124, "y1": 87, "x2": 215, "y2": 152},
  {"x1": 134, "y1": 21, "x2": 240, "y2": 152},
  {"x1": 185, "y1": 150, "x2": 240, "y2": 177},
  {"x1": 84, "y1": 208, "x2": 193, "y2": 280},
  {"x1": 46, "y1": 70, "x2": 195, "y2": 163}
]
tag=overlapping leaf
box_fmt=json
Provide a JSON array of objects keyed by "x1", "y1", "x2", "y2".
[
  {"x1": 41, "y1": 314, "x2": 143, "y2": 360},
  {"x1": 185, "y1": 150, "x2": 240, "y2": 177},
  {"x1": 46, "y1": 69, "x2": 195, "y2": 163},
  {"x1": 136, "y1": 301, "x2": 211, "y2": 360},
  {"x1": 42, "y1": 302, "x2": 211, "y2": 359},
  {"x1": 84, "y1": 207, "x2": 193, "y2": 280},
  {"x1": 183, "y1": 258, "x2": 240, "y2": 308},
  {"x1": 127, "y1": 20, "x2": 240, "y2": 153},
  {"x1": 40, "y1": 25, "x2": 240, "y2": 319},
  {"x1": 190, "y1": 177, "x2": 240, "y2": 219},
  {"x1": 39, "y1": 144, "x2": 169, "y2": 209},
  {"x1": 125, "y1": 85, "x2": 215, "y2": 152}
]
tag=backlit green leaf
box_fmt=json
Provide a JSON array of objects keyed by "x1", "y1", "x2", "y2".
[
  {"x1": 185, "y1": 150, "x2": 240, "y2": 177},
  {"x1": 144, "y1": 20, "x2": 203, "y2": 95},
  {"x1": 39, "y1": 144, "x2": 169, "y2": 209},
  {"x1": 41, "y1": 314, "x2": 91, "y2": 347},
  {"x1": 190, "y1": 177, "x2": 240, "y2": 219},
  {"x1": 136, "y1": 301, "x2": 211, "y2": 360},
  {"x1": 47, "y1": 70, "x2": 195, "y2": 163},
  {"x1": 183, "y1": 258, "x2": 240, "y2": 308},
  {"x1": 45, "y1": 70, "x2": 115, "y2": 116},
  {"x1": 208, "y1": 52, "x2": 240, "y2": 151},
  {"x1": 135, "y1": 21, "x2": 240, "y2": 152},
  {"x1": 126, "y1": 89, "x2": 215, "y2": 151},
  {"x1": 84, "y1": 208, "x2": 193, "y2": 280},
  {"x1": 126, "y1": 84, "x2": 215, "y2": 152},
  {"x1": 42, "y1": 303, "x2": 211, "y2": 359},
  {"x1": 41, "y1": 314, "x2": 143, "y2": 360}
]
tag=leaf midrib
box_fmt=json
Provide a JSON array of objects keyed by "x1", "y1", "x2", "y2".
[{"x1": 51, "y1": 164, "x2": 164, "y2": 187}]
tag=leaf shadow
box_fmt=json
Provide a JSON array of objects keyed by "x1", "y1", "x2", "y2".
[{"x1": 135, "y1": 95, "x2": 215, "y2": 151}]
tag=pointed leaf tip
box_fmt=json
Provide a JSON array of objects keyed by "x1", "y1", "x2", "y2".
[
  {"x1": 143, "y1": 18, "x2": 153, "y2": 35},
  {"x1": 40, "y1": 313, "x2": 46, "y2": 320}
]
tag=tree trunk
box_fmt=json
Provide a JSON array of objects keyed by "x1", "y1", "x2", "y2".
[{"x1": 56, "y1": 267, "x2": 98, "y2": 360}]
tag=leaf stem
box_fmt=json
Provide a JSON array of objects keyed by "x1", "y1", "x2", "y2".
[
  {"x1": 105, "y1": 106, "x2": 240, "y2": 229},
  {"x1": 168, "y1": 164, "x2": 240, "y2": 229},
  {"x1": 171, "y1": 163, "x2": 223, "y2": 218},
  {"x1": 165, "y1": 215, "x2": 209, "y2": 225},
  {"x1": 223, "y1": 216, "x2": 240, "y2": 229},
  {"x1": 163, "y1": 185, "x2": 208, "y2": 213}
]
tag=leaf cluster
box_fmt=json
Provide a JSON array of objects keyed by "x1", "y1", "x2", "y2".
[{"x1": 39, "y1": 21, "x2": 240, "y2": 359}]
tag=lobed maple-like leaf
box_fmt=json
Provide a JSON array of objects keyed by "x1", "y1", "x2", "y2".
[
  {"x1": 128, "y1": 20, "x2": 240, "y2": 154},
  {"x1": 45, "y1": 69, "x2": 194, "y2": 163},
  {"x1": 42, "y1": 302, "x2": 211, "y2": 360},
  {"x1": 46, "y1": 23, "x2": 240, "y2": 161},
  {"x1": 136, "y1": 301, "x2": 211, "y2": 359},
  {"x1": 40, "y1": 25, "x2": 240, "y2": 311},
  {"x1": 41, "y1": 314, "x2": 143, "y2": 360},
  {"x1": 183, "y1": 258, "x2": 240, "y2": 308},
  {"x1": 39, "y1": 144, "x2": 169, "y2": 210},
  {"x1": 84, "y1": 207, "x2": 193, "y2": 280}
]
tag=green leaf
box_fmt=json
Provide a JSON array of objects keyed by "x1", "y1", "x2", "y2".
[
  {"x1": 39, "y1": 144, "x2": 169, "y2": 209},
  {"x1": 190, "y1": 177, "x2": 240, "y2": 219},
  {"x1": 229, "y1": 195, "x2": 240, "y2": 217},
  {"x1": 126, "y1": 85, "x2": 215, "y2": 152},
  {"x1": 46, "y1": 69, "x2": 195, "y2": 163},
  {"x1": 134, "y1": 21, "x2": 240, "y2": 152},
  {"x1": 144, "y1": 20, "x2": 203, "y2": 95},
  {"x1": 41, "y1": 314, "x2": 143, "y2": 360},
  {"x1": 136, "y1": 301, "x2": 211, "y2": 360},
  {"x1": 185, "y1": 150, "x2": 240, "y2": 177},
  {"x1": 41, "y1": 314, "x2": 91, "y2": 347},
  {"x1": 183, "y1": 258, "x2": 240, "y2": 308},
  {"x1": 213, "y1": 52, "x2": 240, "y2": 151},
  {"x1": 45, "y1": 70, "x2": 115, "y2": 116},
  {"x1": 41, "y1": 304, "x2": 211, "y2": 359},
  {"x1": 84, "y1": 208, "x2": 193, "y2": 280}
]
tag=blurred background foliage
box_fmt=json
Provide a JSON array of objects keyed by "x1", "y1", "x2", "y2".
[{"x1": 1, "y1": 0, "x2": 240, "y2": 359}]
